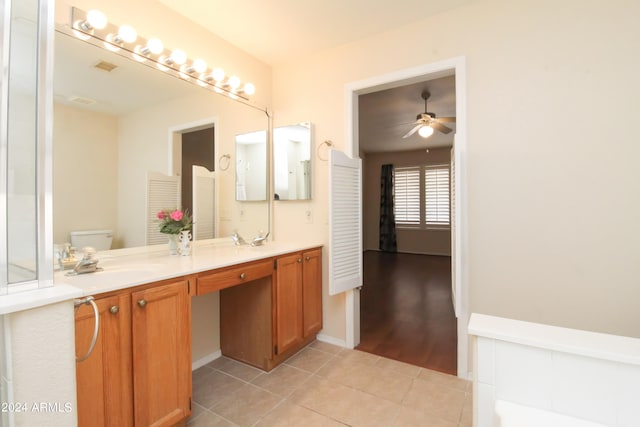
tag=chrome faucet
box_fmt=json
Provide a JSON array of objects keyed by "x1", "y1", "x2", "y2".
[
  {"x1": 250, "y1": 231, "x2": 269, "y2": 246},
  {"x1": 68, "y1": 247, "x2": 101, "y2": 275},
  {"x1": 231, "y1": 231, "x2": 247, "y2": 246}
]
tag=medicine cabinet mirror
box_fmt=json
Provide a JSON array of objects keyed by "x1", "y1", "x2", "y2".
[
  {"x1": 235, "y1": 130, "x2": 267, "y2": 201},
  {"x1": 273, "y1": 122, "x2": 312, "y2": 201}
]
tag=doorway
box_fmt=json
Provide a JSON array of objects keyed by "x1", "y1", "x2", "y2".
[{"x1": 344, "y1": 57, "x2": 468, "y2": 378}]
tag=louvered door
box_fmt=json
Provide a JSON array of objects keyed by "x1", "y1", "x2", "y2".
[
  {"x1": 328, "y1": 150, "x2": 362, "y2": 295},
  {"x1": 146, "y1": 171, "x2": 180, "y2": 245}
]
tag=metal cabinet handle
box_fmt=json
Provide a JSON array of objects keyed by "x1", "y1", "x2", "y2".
[
  {"x1": 297, "y1": 258, "x2": 302, "y2": 263},
  {"x1": 110, "y1": 305, "x2": 119, "y2": 314},
  {"x1": 138, "y1": 299, "x2": 147, "y2": 308},
  {"x1": 305, "y1": 256, "x2": 310, "y2": 261},
  {"x1": 239, "y1": 272, "x2": 246, "y2": 280}
]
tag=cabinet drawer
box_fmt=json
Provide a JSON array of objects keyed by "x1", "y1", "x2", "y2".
[{"x1": 197, "y1": 260, "x2": 274, "y2": 295}]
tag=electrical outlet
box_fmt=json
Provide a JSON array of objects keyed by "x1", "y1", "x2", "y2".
[{"x1": 239, "y1": 208, "x2": 247, "y2": 221}]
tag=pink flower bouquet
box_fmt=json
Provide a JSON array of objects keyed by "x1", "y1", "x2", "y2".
[{"x1": 157, "y1": 209, "x2": 192, "y2": 234}]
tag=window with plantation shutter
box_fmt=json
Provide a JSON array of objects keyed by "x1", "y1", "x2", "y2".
[
  {"x1": 393, "y1": 164, "x2": 450, "y2": 229},
  {"x1": 425, "y1": 166, "x2": 450, "y2": 225},
  {"x1": 394, "y1": 167, "x2": 421, "y2": 225}
]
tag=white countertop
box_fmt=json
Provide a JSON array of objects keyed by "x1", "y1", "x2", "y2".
[{"x1": 54, "y1": 238, "x2": 323, "y2": 296}]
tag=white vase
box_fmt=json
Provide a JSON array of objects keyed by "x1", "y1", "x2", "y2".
[
  {"x1": 167, "y1": 234, "x2": 179, "y2": 255},
  {"x1": 178, "y1": 230, "x2": 192, "y2": 256}
]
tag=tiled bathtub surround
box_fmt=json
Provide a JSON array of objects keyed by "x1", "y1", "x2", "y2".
[
  {"x1": 469, "y1": 313, "x2": 640, "y2": 427},
  {"x1": 188, "y1": 341, "x2": 472, "y2": 426}
]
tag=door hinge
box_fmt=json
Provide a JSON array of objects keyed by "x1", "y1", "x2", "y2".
[{"x1": 274, "y1": 345, "x2": 278, "y2": 355}]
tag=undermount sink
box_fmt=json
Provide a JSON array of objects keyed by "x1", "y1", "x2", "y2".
[{"x1": 60, "y1": 264, "x2": 163, "y2": 286}]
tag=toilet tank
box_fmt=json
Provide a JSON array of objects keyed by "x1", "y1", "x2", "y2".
[{"x1": 70, "y1": 229, "x2": 113, "y2": 251}]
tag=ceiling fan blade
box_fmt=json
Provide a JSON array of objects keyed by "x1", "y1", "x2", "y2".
[
  {"x1": 430, "y1": 121, "x2": 453, "y2": 134},
  {"x1": 437, "y1": 116, "x2": 456, "y2": 123},
  {"x1": 402, "y1": 124, "x2": 422, "y2": 138}
]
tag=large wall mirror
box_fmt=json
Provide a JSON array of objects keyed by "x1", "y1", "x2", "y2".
[
  {"x1": 52, "y1": 29, "x2": 270, "y2": 250},
  {"x1": 273, "y1": 122, "x2": 312, "y2": 201}
]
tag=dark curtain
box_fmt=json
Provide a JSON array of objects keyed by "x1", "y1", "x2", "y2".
[{"x1": 379, "y1": 164, "x2": 397, "y2": 252}]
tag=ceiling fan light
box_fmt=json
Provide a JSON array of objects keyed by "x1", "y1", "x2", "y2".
[{"x1": 418, "y1": 125, "x2": 434, "y2": 138}]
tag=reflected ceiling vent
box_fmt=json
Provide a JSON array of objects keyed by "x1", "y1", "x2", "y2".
[
  {"x1": 68, "y1": 95, "x2": 97, "y2": 105},
  {"x1": 94, "y1": 60, "x2": 118, "y2": 72}
]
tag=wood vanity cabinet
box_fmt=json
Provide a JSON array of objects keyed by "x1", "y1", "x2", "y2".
[
  {"x1": 217, "y1": 247, "x2": 323, "y2": 371},
  {"x1": 301, "y1": 248, "x2": 323, "y2": 338},
  {"x1": 75, "y1": 293, "x2": 133, "y2": 427},
  {"x1": 275, "y1": 248, "x2": 323, "y2": 354},
  {"x1": 74, "y1": 278, "x2": 191, "y2": 427}
]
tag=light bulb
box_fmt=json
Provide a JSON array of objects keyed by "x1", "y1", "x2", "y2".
[
  {"x1": 146, "y1": 38, "x2": 164, "y2": 55},
  {"x1": 118, "y1": 25, "x2": 137, "y2": 43},
  {"x1": 418, "y1": 125, "x2": 434, "y2": 138},
  {"x1": 242, "y1": 83, "x2": 256, "y2": 96},
  {"x1": 228, "y1": 75, "x2": 241, "y2": 90},
  {"x1": 212, "y1": 68, "x2": 225, "y2": 82},
  {"x1": 192, "y1": 59, "x2": 207, "y2": 74},
  {"x1": 171, "y1": 49, "x2": 187, "y2": 65},
  {"x1": 86, "y1": 10, "x2": 107, "y2": 30}
]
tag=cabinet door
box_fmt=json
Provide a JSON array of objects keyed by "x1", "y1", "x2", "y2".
[
  {"x1": 131, "y1": 280, "x2": 191, "y2": 427},
  {"x1": 75, "y1": 293, "x2": 133, "y2": 427},
  {"x1": 275, "y1": 253, "x2": 303, "y2": 355},
  {"x1": 302, "y1": 249, "x2": 323, "y2": 338}
]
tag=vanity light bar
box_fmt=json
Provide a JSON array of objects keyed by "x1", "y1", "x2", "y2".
[{"x1": 70, "y1": 7, "x2": 256, "y2": 100}]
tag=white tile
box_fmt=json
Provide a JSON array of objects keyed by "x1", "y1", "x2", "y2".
[
  {"x1": 615, "y1": 363, "x2": 640, "y2": 427},
  {"x1": 551, "y1": 352, "x2": 617, "y2": 425},
  {"x1": 494, "y1": 341, "x2": 552, "y2": 409},
  {"x1": 476, "y1": 337, "x2": 494, "y2": 385}
]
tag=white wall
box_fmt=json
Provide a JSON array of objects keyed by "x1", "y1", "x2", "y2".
[
  {"x1": 53, "y1": 103, "x2": 119, "y2": 246},
  {"x1": 272, "y1": 0, "x2": 640, "y2": 343},
  {"x1": 5, "y1": 302, "x2": 77, "y2": 426}
]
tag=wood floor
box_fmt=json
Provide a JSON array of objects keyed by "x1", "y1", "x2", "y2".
[{"x1": 357, "y1": 251, "x2": 457, "y2": 375}]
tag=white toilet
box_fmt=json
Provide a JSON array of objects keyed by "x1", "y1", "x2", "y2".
[{"x1": 70, "y1": 229, "x2": 113, "y2": 251}]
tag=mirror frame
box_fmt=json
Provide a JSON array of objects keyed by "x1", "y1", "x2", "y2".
[{"x1": 1, "y1": 0, "x2": 54, "y2": 293}]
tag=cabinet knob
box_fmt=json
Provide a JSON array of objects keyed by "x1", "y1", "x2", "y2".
[
  {"x1": 305, "y1": 256, "x2": 310, "y2": 261},
  {"x1": 297, "y1": 258, "x2": 302, "y2": 263},
  {"x1": 110, "y1": 305, "x2": 119, "y2": 314},
  {"x1": 239, "y1": 272, "x2": 246, "y2": 280},
  {"x1": 137, "y1": 299, "x2": 147, "y2": 308}
]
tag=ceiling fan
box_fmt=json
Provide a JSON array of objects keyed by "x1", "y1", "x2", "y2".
[{"x1": 402, "y1": 90, "x2": 455, "y2": 139}]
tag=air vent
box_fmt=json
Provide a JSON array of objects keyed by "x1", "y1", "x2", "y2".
[
  {"x1": 68, "y1": 96, "x2": 97, "y2": 105},
  {"x1": 94, "y1": 60, "x2": 118, "y2": 72}
]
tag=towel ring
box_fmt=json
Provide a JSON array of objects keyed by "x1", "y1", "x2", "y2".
[
  {"x1": 316, "y1": 140, "x2": 333, "y2": 161},
  {"x1": 218, "y1": 154, "x2": 231, "y2": 171}
]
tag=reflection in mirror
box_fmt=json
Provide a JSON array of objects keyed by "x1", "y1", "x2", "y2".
[
  {"x1": 235, "y1": 130, "x2": 267, "y2": 201},
  {"x1": 6, "y1": 0, "x2": 39, "y2": 283},
  {"x1": 273, "y1": 122, "x2": 312, "y2": 201},
  {"x1": 52, "y1": 30, "x2": 269, "y2": 250}
]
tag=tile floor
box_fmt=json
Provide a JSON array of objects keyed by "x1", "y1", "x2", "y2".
[{"x1": 188, "y1": 341, "x2": 472, "y2": 426}]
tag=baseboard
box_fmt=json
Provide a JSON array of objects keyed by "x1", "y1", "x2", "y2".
[
  {"x1": 316, "y1": 333, "x2": 348, "y2": 348},
  {"x1": 192, "y1": 350, "x2": 221, "y2": 371}
]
